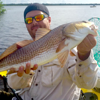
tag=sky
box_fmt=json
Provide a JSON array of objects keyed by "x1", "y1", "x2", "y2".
[{"x1": 2, "y1": 0, "x2": 100, "y2": 4}]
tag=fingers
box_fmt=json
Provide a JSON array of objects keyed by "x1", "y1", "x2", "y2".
[
  {"x1": 82, "y1": 34, "x2": 96, "y2": 48},
  {"x1": 31, "y1": 64, "x2": 38, "y2": 70},
  {"x1": 25, "y1": 63, "x2": 31, "y2": 74},
  {"x1": 77, "y1": 34, "x2": 96, "y2": 53},
  {"x1": 17, "y1": 63, "x2": 38, "y2": 77},
  {"x1": 7, "y1": 63, "x2": 38, "y2": 77},
  {"x1": 87, "y1": 34, "x2": 97, "y2": 46},
  {"x1": 17, "y1": 66, "x2": 24, "y2": 77}
]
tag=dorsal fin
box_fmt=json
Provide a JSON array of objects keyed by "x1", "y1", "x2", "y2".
[
  {"x1": 0, "y1": 43, "x2": 17, "y2": 60},
  {"x1": 0, "y1": 40, "x2": 33, "y2": 60},
  {"x1": 16, "y1": 40, "x2": 34, "y2": 47},
  {"x1": 56, "y1": 38, "x2": 68, "y2": 53},
  {"x1": 35, "y1": 28, "x2": 51, "y2": 41},
  {"x1": 0, "y1": 28, "x2": 50, "y2": 60}
]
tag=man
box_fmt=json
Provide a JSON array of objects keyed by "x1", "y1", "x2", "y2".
[{"x1": 7, "y1": 3, "x2": 98, "y2": 100}]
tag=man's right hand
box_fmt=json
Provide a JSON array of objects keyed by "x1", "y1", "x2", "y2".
[{"x1": 7, "y1": 63, "x2": 38, "y2": 77}]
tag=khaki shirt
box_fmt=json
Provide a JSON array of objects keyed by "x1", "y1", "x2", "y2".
[{"x1": 8, "y1": 48, "x2": 98, "y2": 100}]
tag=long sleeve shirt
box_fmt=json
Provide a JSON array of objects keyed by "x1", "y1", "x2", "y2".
[{"x1": 7, "y1": 48, "x2": 98, "y2": 100}]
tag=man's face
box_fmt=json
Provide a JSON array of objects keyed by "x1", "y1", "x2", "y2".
[{"x1": 25, "y1": 11, "x2": 51, "y2": 40}]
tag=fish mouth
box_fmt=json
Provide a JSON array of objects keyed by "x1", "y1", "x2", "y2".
[{"x1": 90, "y1": 24, "x2": 98, "y2": 36}]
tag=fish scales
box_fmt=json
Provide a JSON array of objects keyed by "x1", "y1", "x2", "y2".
[
  {"x1": 0, "y1": 21, "x2": 98, "y2": 71},
  {"x1": 0, "y1": 24, "x2": 65, "y2": 69}
]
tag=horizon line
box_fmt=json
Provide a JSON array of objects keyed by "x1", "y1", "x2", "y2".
[{"x1": 3, "y1": 3, "x2": 100, "y2": 4}]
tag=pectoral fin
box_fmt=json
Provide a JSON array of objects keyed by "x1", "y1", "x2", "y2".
[
  {"x1": 70, "y1": 51, "x2": 76, "y2": 56},
  {"x1": 35, "y1": 28, "x2": 51, "y2": 41},
  {"x1": 57, "y1": 50, "x2": 69, "y2": 67},
  {"x1": 56, "y1": 39, "x2": 68, "y2": 53}
]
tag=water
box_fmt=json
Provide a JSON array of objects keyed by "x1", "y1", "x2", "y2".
[
  {"x1": 88, "y1": 17, "x2": 100, "y2": 67},
  {"x1": 0, "y1": 5, "x2": 100, "y2": 55}
]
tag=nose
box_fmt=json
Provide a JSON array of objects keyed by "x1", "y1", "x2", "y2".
[{"x1": 32, "y1": 19, "x2": 38, "y2": 25}]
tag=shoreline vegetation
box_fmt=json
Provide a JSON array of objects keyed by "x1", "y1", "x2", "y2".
[
  {"x1": 3, "y1": 3, "x2": 100, "y2": 6},
  {"x1": 0, "y1": 0, "x2": 6, "y2": 14}
]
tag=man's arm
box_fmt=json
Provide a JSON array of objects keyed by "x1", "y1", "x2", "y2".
[
  {"x1": 68, "y1": 34, "x2": 98, "y2": 89},
  {"x1": 77, "y1": 34, "x2": 96, "y2": 60}
]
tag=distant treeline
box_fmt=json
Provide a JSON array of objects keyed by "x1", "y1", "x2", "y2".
[{"x1": 3, "y1": 3, "x2": 100, "y2": 6}]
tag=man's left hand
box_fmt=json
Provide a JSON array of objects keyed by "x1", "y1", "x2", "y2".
[{"x1": 77, "y1": 34, "x2": 97, "y2": 60}]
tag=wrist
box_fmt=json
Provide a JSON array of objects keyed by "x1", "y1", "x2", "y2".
[{"x1": 78, "y1": 51, "x2": 91, "y2": 60}]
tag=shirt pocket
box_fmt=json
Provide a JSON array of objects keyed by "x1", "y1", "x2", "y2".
[{"x1": 41, "y1": 59, "x2": 64, "y2": 87}]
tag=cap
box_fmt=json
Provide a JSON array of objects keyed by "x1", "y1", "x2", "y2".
[{"x1": 24, "y1": 3, "x2": 49, "y2": 19}]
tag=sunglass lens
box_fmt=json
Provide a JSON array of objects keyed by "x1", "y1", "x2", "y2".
[
  {"x1": 35, "y1": 15, "x2": 44, "y2": 21},
  {"x1": 26, "y1": 18, "x2": 32, "y2": 24}
]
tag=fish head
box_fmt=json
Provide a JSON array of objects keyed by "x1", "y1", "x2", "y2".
[
  {"x1": 56, "y1": 21, "x2": 98, "y2": 53},
  {"x1": 74, "y1": 21, "x2": 98, "y2": 36},
  {"x1": 63, "y1": 21, "x2": 98, "y2": 41}
]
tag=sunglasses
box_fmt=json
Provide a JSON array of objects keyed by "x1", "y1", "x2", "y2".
[{"x1": 25, "y1": 14, "x2": 48, "y2": 24}]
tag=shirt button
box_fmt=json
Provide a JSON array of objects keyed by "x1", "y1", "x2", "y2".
[
  {"x1": 38, "y1": 70, "x2": 41, "y2": 72},
  {"x1": 30, "y1": 73, "x2": 33, "y2": 75},
  {"x1": 79, "y1": 64, "x2": 82, "y2": 67},
  {"x1": 35, "y1": 84, "x2": 38, "y2": 86},
  {"x1": 75, "y1": 59, "x2": 77, "y2": 62},
  {"x1": 68, "y1": 67, "x2": 71, "y2": 69},
  {"x1": 79, "y1": 75, "x2": 82, "y2": 77}
]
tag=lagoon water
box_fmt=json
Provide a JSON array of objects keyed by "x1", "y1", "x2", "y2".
[{"x1": 0, "y1": 5, "x2": 100, "y2": 54}]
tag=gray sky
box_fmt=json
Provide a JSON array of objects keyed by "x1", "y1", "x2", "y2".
[{"x1": 2, "y1": 0, "x2": 100, "y2": 4}]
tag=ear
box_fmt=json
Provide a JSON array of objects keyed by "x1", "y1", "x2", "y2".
[{"x1": 48, "y1": 16, "x2": 51, "y2": 25}]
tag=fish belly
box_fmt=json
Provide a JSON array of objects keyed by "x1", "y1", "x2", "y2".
[{"x1": 0, "y1": 48, "x2": 58, "y2": 72}]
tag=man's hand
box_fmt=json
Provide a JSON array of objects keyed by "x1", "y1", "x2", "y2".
[
  {"x1": 7, "y1": 63, "x2": 38, "y2": 77},
  {"x1": 77, "y1": 34, "x2": 97, "y2": 60}
]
